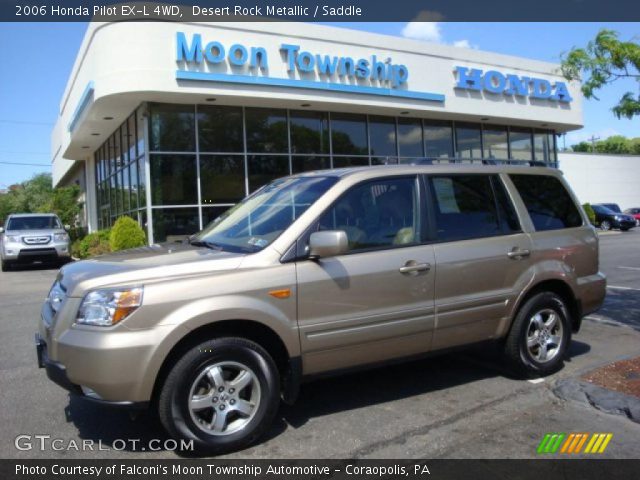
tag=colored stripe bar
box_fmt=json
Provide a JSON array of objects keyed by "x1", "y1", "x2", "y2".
[
  {"x1": 560, "y1": 433, "x2": 575, "y2": 453},
  {"x1": 537, "y1": 433, "x2": 552, "y2": 454},
  {"x1": 598, "y1": 433, "x2": 613, "y2": 453},
  {"x1": 573, "y1": 433, "x2": 589, "y2": 453},
  {"x1": 176, "y1": 70, "x2": 446, "y2": 103}
]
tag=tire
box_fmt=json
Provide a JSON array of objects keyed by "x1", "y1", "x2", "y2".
[
  {"x1": 158, "y1": 337, "x2": 280, "y2": 454},
  {"x1": 600, "y1": 220, "x2": 611, "y2": 231},
  {"x1": 505, "y1": 292, "x2": 571, "y2": 377},
  {"x1": 621, "y1": 227, "x2": 630, "y2": 232},
  {"x1": 1, "y1": 260, "x2": 10, "y2": 272}
]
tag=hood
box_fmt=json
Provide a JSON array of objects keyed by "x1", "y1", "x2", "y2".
[{"x1": 59, "y1": 242, "x2": 246, "y2": 297}]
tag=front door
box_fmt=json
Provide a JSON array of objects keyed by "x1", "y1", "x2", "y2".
[{"x1": 295, "y1": 176, "x2": 436, "y2": 375}]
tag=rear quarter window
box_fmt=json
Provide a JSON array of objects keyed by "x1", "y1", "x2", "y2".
[{"x1": 510, "y1": 174, "x2": 583, "y2": 231}]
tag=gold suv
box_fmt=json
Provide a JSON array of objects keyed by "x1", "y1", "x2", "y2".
[{"x1": 37, "y1": 165, "x2": 606, "y2": 453}]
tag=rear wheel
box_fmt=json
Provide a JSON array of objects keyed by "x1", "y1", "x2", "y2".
[
  {"x1": 158, "y1": 337, "x2": 280, "y2": 454},
  {"x1": 505, "y1": 292, "x2": 571, "y2": 376},
  {"x1": 600, "y1": 220, "x2": 611, "y2": 231}
]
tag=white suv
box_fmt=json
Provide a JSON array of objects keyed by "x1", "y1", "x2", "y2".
[{"x1": 1, "y1": 213, "x2": 71, "y2": 271}]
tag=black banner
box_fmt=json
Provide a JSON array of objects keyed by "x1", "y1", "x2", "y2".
[
  {"x1": 4, "y1": 460, "x2": 640, "y2": 480},
  {"x1": 2, "y1": 0, "x2": 640, "y2": 22}
]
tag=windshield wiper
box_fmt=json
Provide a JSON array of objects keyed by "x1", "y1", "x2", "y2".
[{"x1": 189, "y1": 239, "x2": 224, "y2": 251}]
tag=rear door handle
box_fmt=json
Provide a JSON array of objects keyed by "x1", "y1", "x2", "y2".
[
  {"x1": 399, "y1": 261, "x2": 431, "y2": 275},
  {"x1": 507, "y1": 248, "x2": 531, "y2": 259}
]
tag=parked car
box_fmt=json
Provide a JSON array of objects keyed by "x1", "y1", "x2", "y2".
[
  {"x1": 623, "y1": 208, "x2": 640, "y2": 227},
  {"x1": 593, "y1": 203, "x2": 622, "y2": 214},
  {"x1": 591, "y1": 204, "x2": 636, "y2": 231},
  {"x1": 37, "y1": 166, "x2": 606, "y2": 453},
  {"x1": 1, "y1": 213, "x2": 71, "y2": 271}
]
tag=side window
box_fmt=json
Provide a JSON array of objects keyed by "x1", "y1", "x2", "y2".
[
  {"x1": 428, "y1": 174, "x2": 519, "y2": 242},
  {"x1": 510, "y1": 174, "x2": 583, "y2": 231},
  {"x1": 319, "y1": 177, "x2": 420, "y2": 252}
]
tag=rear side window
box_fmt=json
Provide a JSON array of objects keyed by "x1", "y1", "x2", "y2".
[
  {"x1": 428, "y1": 174, "x2": 520, "y2": 242},
  {"x1": 510, "y1": 174, "x2": 582, "y2": 231}
]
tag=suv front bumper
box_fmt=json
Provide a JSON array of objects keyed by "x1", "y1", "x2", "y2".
[{"x1": 3, "y1": 242, "x2": 70, "y2": 262}]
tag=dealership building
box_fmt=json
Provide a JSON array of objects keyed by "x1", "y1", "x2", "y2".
[{"x1": 52, "y1": 22, "x2": 582, "y2": 243}]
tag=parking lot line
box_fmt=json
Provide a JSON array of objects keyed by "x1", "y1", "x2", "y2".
[
  {"x1": 617, "y1": 266, "x2": 640, "y2": 271},
  {"x1": 607, "y1": 285, "x2": 640, "y2": 291},
  {"x1": 527, "y1": 378, "x2": 545, "y2": 384}
]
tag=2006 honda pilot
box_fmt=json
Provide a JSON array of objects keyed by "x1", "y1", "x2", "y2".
[{"x1": 37, "y1": 165, "x2": 606, "y2": 453}]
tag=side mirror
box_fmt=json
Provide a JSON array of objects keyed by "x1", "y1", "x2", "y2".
[
  {"x1": 309, "y1": 231, "x2": 348, "y2": 259},
  {"x1": 64, "y1": 224, "x2": 71, "y2": 231},
  {"x1": 0, "y1": 227, "x2": 4, "y2": 234}
]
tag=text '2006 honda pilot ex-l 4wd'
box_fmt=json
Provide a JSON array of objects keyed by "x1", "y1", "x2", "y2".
[{"x1": 37, "y1": 165, "x2": 606, "y2": 453}]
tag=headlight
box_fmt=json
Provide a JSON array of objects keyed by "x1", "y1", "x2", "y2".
[
  {"x1": 5, "y1": 235, "x2": 20, "y2": 243},
  {"x1": 614, "y1": 215, "x2": 622, "y2": 221},
  {"x1": 76, "y1": 287, "x2": 143, "y2": 326},
  {"x1": 54, "y1": 233, "x2": 70, "y2": 242},
  {"x1": 48, "y1": 282, "x2": 66, "y2": 313}
]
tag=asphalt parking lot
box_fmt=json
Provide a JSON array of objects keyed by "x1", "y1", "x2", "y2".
[{"x1": 1, "y1": 230, "x2": 639, "y2": 459}]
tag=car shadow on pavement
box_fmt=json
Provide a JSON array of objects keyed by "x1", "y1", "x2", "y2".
[{"x1": 63, "y1": 341, "x2": 592, "y2": 457}]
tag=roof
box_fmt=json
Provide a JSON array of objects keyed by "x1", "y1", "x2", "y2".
[{"x1": 7, "y1": 213, "x2": 59, "y2": 218}]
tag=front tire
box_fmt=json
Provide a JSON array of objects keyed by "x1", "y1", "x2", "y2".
[
  {"x1": 1, "y1": 260, "x2": 11, "y2": 272},
  {"x1": 158, "y1": 337, "x2": 280, "y2": 454},
  {"x1": 505, "y1": 292, "x2": 571, "y2": 376}
]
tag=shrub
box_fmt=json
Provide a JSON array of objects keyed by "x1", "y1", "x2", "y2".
[
  {"x1": 73, "y1": 229, "x2": 111, "y2": 259},
  {"x1": 582, "y1": 203, "x2": 596, "y2": 225},
  {"x1": 109, "y1": 216, "x2": 147, "y2": 252}
]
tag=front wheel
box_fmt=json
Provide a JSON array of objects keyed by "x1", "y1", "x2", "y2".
[
  {"x1": 158, "y1": 337, "x2": 280, "y2": 454},
  {"x1": 600, "y1": 220, "x2": 611, "y2": 231},
  {"x1": 504, "y1": 292, "x2": 571, "y2": 376},
  {"x1": 1, "y1": 260, "x2": 11, "y2": 272}
]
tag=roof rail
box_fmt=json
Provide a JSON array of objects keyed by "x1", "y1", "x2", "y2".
[{"x1": 409, "y1": 157, "x2": 557, "y2": 168}]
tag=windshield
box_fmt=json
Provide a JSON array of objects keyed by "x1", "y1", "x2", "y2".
[
  {"x1": 192, "y1": 176, "x2": 338, "y2": 253},
  {"x1": 7, "y1": 216, "x2": 61, "y2": 230},
  {"x1": 594, "y1": 206, "x2": 616, "y2": 215}
]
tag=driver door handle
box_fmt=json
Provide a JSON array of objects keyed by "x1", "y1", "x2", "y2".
[
  {"x1": 399, "y1": 262, "x2": 431, "y2": 275},
  {"x1": 507, "y1": 248, "x2": 531, "y2": 259}
]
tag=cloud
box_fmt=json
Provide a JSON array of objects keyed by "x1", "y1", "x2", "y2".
[
  {"x1": 401, "y1": 22, "x2": 442, "y2": 43},
  {"x1": 401, "y1": 22, "x2": 479, "y2": 49}
]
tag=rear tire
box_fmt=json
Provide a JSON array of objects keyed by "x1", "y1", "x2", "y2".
[
  {"x1": 157, "y1": 337, "x2": 280, "y2": 454},
  {"x1": 505, "y1": 292, "x2": 571, "y2": 376},
  {"x1": 600, "y1": 220, "x2": 611, "y2": 231}
]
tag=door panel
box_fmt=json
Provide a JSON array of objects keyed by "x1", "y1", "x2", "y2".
[{"x1": 296, "y1": 245, "x2": 436, "y2": 374}]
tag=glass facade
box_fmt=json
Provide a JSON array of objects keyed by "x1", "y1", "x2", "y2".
[{"x1": 95, "y1": 102, "x2": 558, "y2": 243}]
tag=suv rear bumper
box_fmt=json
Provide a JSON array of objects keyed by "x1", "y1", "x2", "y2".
[{"x1": 577, "y1": 272, "x2": 607, "y2": 318}]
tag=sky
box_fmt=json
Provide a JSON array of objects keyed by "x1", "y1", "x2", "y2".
[{"x1": 0, "y1": 21, "x2": 638, "y2": 188}]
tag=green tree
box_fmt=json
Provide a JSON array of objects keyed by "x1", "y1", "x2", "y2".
[
  {"x1": 560, "y1": 29, "x2": 640, "y2": 119},
  {"x1": 571, "y1": 141, "x2": 593, "y2": 152}
]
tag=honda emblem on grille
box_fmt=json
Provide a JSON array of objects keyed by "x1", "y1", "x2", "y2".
[{"x1": 25, "y1": 236, "x2": 50, "y2": 244}]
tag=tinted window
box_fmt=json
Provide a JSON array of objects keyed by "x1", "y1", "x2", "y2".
[
  {"x1": 429, "y1": 175, "x2": 518, "y2": 242},
  {"x1": 290, "y1": 110, "x2": 329, "y2": 154},
  {"x1": 509, "y1": 127, "x2": 533, "y2": 161},
  {"x1": 200, "y1": 155, "x2": 246, "y2": 204},
  {"x1": 149, "y1": 104, "x2": 195, "y2": 151},
  {"x1": 397, "y1": 118, "x2": 424, "y2": 157},
  {"x1": 245, "y1": 108, "x2": 288, "y2": 153},
  {"x1": 330, "y1": 113, "x2": 368, "y2": 155},
  {"x1": 424, "y1": 120, "x2": 453, "y2": 158},
  {"x1": 483, "y1": 125, "x2": 509, "y2": 160},
  {"x1": 150, "y1": 155, "x2": 197, "y2": 205},
  {"x1": 455, "y1": 123, "x2": 482, "y2": 159},
  {"x1": 197, "y1": 105, "x2": 244, "y2": 152},
  {"x1": 510, "y1": 174, "x2": 583, "y2": 231},
  {"x1": 319, "y1": 177, "x2": 419, "y2": 251},
  {"x1": 369, "y1": 116, "x2": 397, "y2": 157},
  {"x1": 7, "y1": 216, "x2": 61, "y2": 230}
]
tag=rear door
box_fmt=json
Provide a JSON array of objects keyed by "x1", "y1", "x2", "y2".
[
  {"x1": 426, "y1": 173, "x2": 535, "y2": 350},
  {"x1": 295, "y1": 175, "x2": 436, "y2": 375}
]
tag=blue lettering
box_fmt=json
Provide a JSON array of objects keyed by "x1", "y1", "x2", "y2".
[
  {"x1": 297, "y1": 51, "x2": 315, "y2": 72},
  {"x1": 551, "y1": 82, "x2": 573, "y2": 102},
  {"x1": 394, "y1": 65, "x2": 409, "y2": 86},
  {"x1": 455, "y1": 66, "x2": 483, "y2": 91},
  {"x1": 280, "y1": 44, "x2": 300, "y2": 72},
  {"x1": 355, "y1": 59, "x2": 370, "y2": 78},
  {"x1": 483, "y1": 70, "x2": 506, "y2": 94},
  {"x1": 250, "y1": 47, "x2": 268, "y2": 69},
  {"x1": 228, "y1": 44, "x2": 248, "y2": 66},
  {"x1": 370, "y1": 55, "x2": 387, "y2": 82},
  {"x1": 531, "y1": 78, "x2": 552, "y2": 99},
  {"x1": 316, "y1": 55, "x2": 339, "y2": 76},
  {"x1": 176, "y1": 32, "x2": 202, "y2": 63},
  {"x1": 504, "y1": 74, "x2": 530, "y2": 96},
  {"x1": 204, "y1": 41, "x2": 225, "y2": 63},
  {"x1": 339, "y1": 57, "x2": 355, "y2": 77}
]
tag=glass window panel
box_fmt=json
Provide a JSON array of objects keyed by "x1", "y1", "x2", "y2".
[
  {"x1": 509, "y1": 127, "x2": 533, "y2": 161},
  {"x1": 149, "y1": 103, "x2": 195, "y2": 151},
  {"x1": 548, "y1": 132, "x2": 557, "y2": 163},
  {"x1": 136, "y1": 108, "x2": 146, "y2": 156},
  {"x1": 245, "y1": 108, "x2": 288, "y2": 153},
  {"x1": 331, "y1": 113, "x2": 368, "y2": 155},
  {"x1": 482, "y1": 125, "x2": 509, "y2": 160},
  {"x1": 129, "y1": 159, "x2": 139, "y2": 210},
  {"x1": 371, "y1": 157, "x2": 398, "y2": 165},
  {"x1": 197, "y1": 105, "x2": 244, "y2": 152},
  {"x1": 397, "y1": 118, "x2": 424, "y2": 157},
  {"x1": 290, "y1": 110, "x2": 329, "y2": 154},
  {"x1": 292, "y1": 156, "x2": 330, "y2": 173},
  {"x1": 121, "y1": 164, "x2": 130, "y2": 212},
  {"x1": 200, "y1": 155, "x2": 246, "y2": 204},
  {"x1": 202, "y1": 206, "x2": 232, "y2": 229},
  {"x1": 137, "y1": 157, "x2": 147, "y2": 208},
  {"x1": 247, "y1": 155, "x2": 290, "y2": 193},
  {"x1": 319, "y1": 176, "x2": 420, "y2": 251},
  {"x1": 127, "y1": 115, "x2": 136, "y2": 161},
  {"x1": 333, "y1": 157, "x2": 369, "y2": 168},
  {"x1": 120, "y1": 124, "x2": 129, "y2": 165},
  {"x1": 455, "y1": 122, "x2": 482, "y2": 159},
  {"x1": 430, "y1": 175, "x2": 505, "y2": 242},
  {"x1": 534, "y1": 131, "x2": 550, "y2": 162},
  {"x1": 424, "y1": 120, "x2": 453, "y2": 159},
  {"x1": 114, "y1": 127, "x2": 123, "y2": 169},
  {"x1": 152, "y1": 208, "x2": 200, "y2": 243},
  {"x1": 108, "y1": 136, "x2": 116, "y2": 174},
  {"x1": 369, "y1": 116, "x2": 397, "y2": 157},
  {"x1": 511, "y1": 174, "x2": 583, "y2": 230},
  {"x1": 150, "y1": 155, "x2": 197, "y2": 205}
]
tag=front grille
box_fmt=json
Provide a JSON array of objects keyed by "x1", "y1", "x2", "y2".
[
  {"x1": 18, "y1": 248, "x2": 57, "y2": 258},
  {"x1": 23, "y1": 236, "x2": 51, "y2": 245}
]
